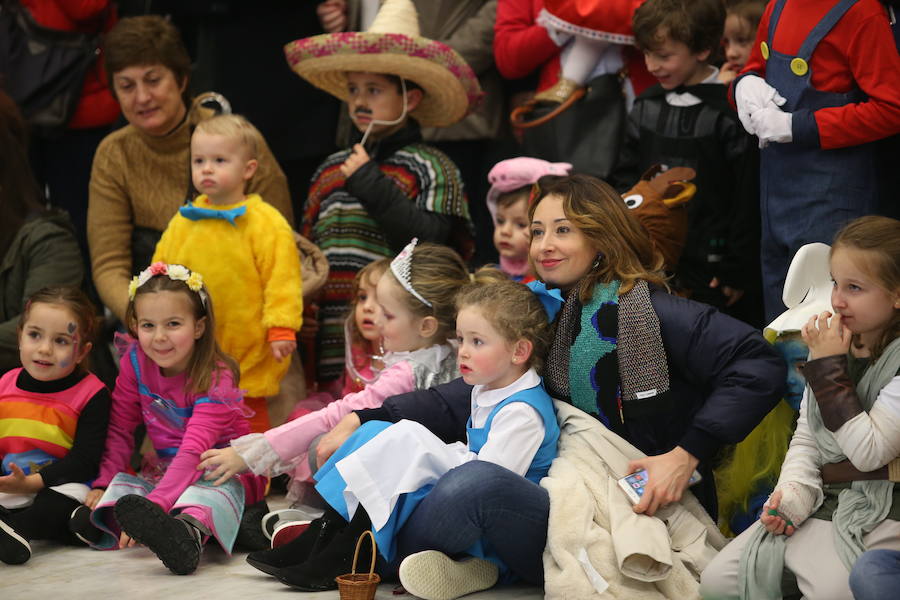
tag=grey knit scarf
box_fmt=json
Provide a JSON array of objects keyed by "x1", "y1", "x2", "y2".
[{"x1": 544, "y1": 278, "x2": 670, "y2": 429}]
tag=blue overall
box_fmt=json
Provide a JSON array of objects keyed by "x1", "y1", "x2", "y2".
[
  {"x1": 759, "y1": 0, "x2": 879, "y2": 321},
  {"x1": 315, "y1": 385, "x2": 559, "y2": 572}
]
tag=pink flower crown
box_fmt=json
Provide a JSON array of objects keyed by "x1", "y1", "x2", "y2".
[{"x1": 129, "y1": 262, "x2": 209, "y2": 306}]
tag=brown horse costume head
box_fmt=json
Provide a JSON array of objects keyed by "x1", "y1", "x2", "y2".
[{"x1": 622, "y1": 165, "x2": 695, "y2": 270}]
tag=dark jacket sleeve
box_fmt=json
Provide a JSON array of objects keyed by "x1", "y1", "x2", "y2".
[
  {"x1": 609, "y1": 102, "x2": 643, "y2": 193},
  {"x1": 344, "y1": 161, "x2": 454, "y2": 252},
  {"x1": 654, "y1": 290, "x2": 786, "y2": 462},
  {"x1": 355, "y1": 377, "x2": 473, "y2": 444},
  {"x1": 714, "y1": 115, "x2": 760, "y2": 290},
  {"x1": 39, "y1": 387, "x2": 112, "y2": 487}
]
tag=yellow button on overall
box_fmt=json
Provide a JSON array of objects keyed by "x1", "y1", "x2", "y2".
[
  {"x1": 761, "y1": 41, "x2": 770, "y2": 60},
  {"x1": 791, "y1": 57, "x2": 809, "y2": 76}
]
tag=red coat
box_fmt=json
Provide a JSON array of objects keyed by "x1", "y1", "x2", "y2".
[
  {"x1": 739, "y1": 0, "x2": 900, "y2": 149},
  {"x1": 21, "y1": 0, "x2": 120, "y2": 129},
  {"x1": 494, "y1": 0, "x2": 654, "y2": 94}
]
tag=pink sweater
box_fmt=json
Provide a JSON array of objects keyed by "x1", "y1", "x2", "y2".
[
  {"x1": 265, "y1": 359, "x2": 417, "y2": 473},
  {"x1": 95, "y1": 343, "x2": 252, "y2": 512}
]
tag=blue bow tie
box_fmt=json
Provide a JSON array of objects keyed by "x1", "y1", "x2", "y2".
[
  {"x1": 179, "y1": 203, "x2": 247, "y2": 226},
  {"x1": 526, "y1": 280, "x2": 565, "y2": 322}
]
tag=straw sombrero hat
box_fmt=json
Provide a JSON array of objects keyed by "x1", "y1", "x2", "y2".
[{"x1": 284, "y1": 0, "x2": 482, "y2": 128}]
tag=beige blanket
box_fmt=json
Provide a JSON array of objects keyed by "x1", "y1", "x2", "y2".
[{"x1": 542, "y1": 402, "x2": 727, "y2": 599}]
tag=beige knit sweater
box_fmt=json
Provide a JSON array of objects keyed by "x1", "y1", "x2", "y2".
[{"x1": 87, "y1": 101, "x2": 293, "y2": 322}]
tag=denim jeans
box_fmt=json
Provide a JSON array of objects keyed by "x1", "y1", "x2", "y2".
[
  {"x1": 394, "y1": 460, "x2": 550, "y2": 585},
  {"x1": 849, "y1": 549, "x2": 900, "y2": 600}
]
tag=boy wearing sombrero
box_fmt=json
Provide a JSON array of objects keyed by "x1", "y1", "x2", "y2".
[{"x1": 285, "y1": 0, "x2": 481, "y2": 387}]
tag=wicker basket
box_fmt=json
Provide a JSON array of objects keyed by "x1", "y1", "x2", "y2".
[{"x1": 335, "y1": 530, "x2": 381, "y2": 600}]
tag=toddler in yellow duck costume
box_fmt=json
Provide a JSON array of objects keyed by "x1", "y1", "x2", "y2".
[{"x1": 153, "y1": 114, "x2": 302, "y2": 431}]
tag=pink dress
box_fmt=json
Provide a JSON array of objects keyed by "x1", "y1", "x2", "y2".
[{"x1": 90, "y1": 340, "x2": 266, "y2": 551}]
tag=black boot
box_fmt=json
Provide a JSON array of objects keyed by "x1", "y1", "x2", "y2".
[
  {"x1": 114, "y1": 495, "x2": 203, "y2": 575},
  {"x1": 246, "y1": 503, "x2": 346, "y2": 576},
  {"x1": 277, "y1": 507, "x2": 375, "y2": 591},
  {"x1": 0, "y1": 507, "x2": 30, "y2": 565},
  {"x1": 234, "y1": 499, "x2": 270, "y2": 552}
]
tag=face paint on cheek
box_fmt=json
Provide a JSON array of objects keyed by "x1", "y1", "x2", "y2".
[
  {"x1": 69, "y1": 334, "x2": 81, "y2": 368},
  {"x1": 774, "y1": 336, "x2": 810, "y2": 411}
]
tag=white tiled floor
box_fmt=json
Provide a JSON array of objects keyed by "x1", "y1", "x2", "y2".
[
  {"x1": 4, "y1": 495, "x2": 544, "y2": 600},
  {"x1": 5, "y1": 541, "x2": 542, "y2": 600}
]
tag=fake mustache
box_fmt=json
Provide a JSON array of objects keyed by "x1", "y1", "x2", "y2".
[{"x1": 354, "y1": 108, "x2": 373, "y2": 117}]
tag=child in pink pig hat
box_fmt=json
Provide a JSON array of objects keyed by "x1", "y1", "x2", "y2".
[{"x1": 486, "y1": 157, "x2": 572, "y2": 282}]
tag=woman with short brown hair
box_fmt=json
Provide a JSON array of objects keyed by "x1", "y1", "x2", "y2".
[{"x1": 87, "y1": 15, "x2": 294, "y2": 323}]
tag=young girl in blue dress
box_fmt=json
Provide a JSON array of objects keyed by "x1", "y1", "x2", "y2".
[
  {"x1": 0, "y1": 287, "x2": 109, "y2": 565},
  {"x1": 264, "y1": 273, "x2": 560, "y2": 592}
]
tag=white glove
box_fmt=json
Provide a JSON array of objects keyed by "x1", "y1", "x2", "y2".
[
  {"x1": 750, "y1": 105, "x2": 793, "y2": 148},
  {"x1": 735, "y1": 75, "x2": 787, "y2": 135}
]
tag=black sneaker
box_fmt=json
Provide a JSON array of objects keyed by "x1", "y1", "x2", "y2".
[
  {"x1": 234, "y1": 499, "x2": 269, "y2": 552},
  {"x1": 68, "y1": 505, "x2": 104, "y2": 546},
  {"x1": 0, "y1": 511, "x2": 30, "y2": 565},
  {"x1": 114, "y1": 495, "x2": 202, "y2": 575}
]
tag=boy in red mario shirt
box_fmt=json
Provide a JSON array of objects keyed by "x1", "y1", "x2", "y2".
[{"x1": 732, "y1": 0, "x2": 900, "y2": 322}]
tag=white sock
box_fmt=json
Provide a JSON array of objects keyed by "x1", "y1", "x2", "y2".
[{"x1": 560, "y1": 37, "x2": 609, "y2": 84}]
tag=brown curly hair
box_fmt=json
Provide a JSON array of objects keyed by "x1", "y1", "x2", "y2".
[{"x1": 455, "y1": 268, "x2": 553, "y2": 375}]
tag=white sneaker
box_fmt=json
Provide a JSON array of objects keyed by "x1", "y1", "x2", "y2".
[{"x1": 399, "y1": 550, "x2": 499, "y2": 600}]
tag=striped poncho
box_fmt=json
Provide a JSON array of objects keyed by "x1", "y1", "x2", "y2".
[{"x1": 302, "y1": 121, "x2": 471, "y2": 381}]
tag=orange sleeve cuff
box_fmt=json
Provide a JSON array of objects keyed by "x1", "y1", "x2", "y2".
[{"x1": 267, "y1": 327, "x2": 297, "y2": 342}]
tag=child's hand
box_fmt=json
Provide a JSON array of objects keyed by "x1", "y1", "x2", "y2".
[
  {"x1": 750, "y1": 105, "x2": 793, "y2": 148},
  {"x1": 760, "y1": 490, "x2": 796, "y2": 536},
  {"x1": 340, "y1": 144, "x2": 371, "y2": 178},
  {"x1": 735, "y1": 75, "x2": 786, "y2": 135},
  {"x1": 270, "y1": 340, "x2": 297, "y2": 361},
  {"x1": 317, "y1": 413, "x2": 362, "y2": 468},
  {"x1": 627, "y1": 446, "x2": 698, "y2": 517},
  {"x1": 85, "y1": 488, "x2": 105, "y2": 510},
  {"x1": 316, "y1": 0, "x2": 347, "y2": 33},
  {"x1": 119, "y1": 530, "x2": 139, "y2": 549},
  {"x1": 0, "y1": 463, "x2": 43, "y2": 494},
  {"x1": 709, "y1": 277, "x2": 744, "y2": 307},
  {"x1": 198, "y1": 447, "x2": 249, "y2": 486},
  {"x1": 802, "y1": 311, "x2": 851, "y2": 360},
  {"x1": 718, "y1": 64, "x2": 739, "y2": 85}
]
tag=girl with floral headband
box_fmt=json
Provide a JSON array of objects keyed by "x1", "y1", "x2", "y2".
[
  {"x1": 73, "y1": 263, "x2": 267, "y2": 576},
  {"x1": 197, "y1": 240, "x2": 468, "y2": 574}
]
